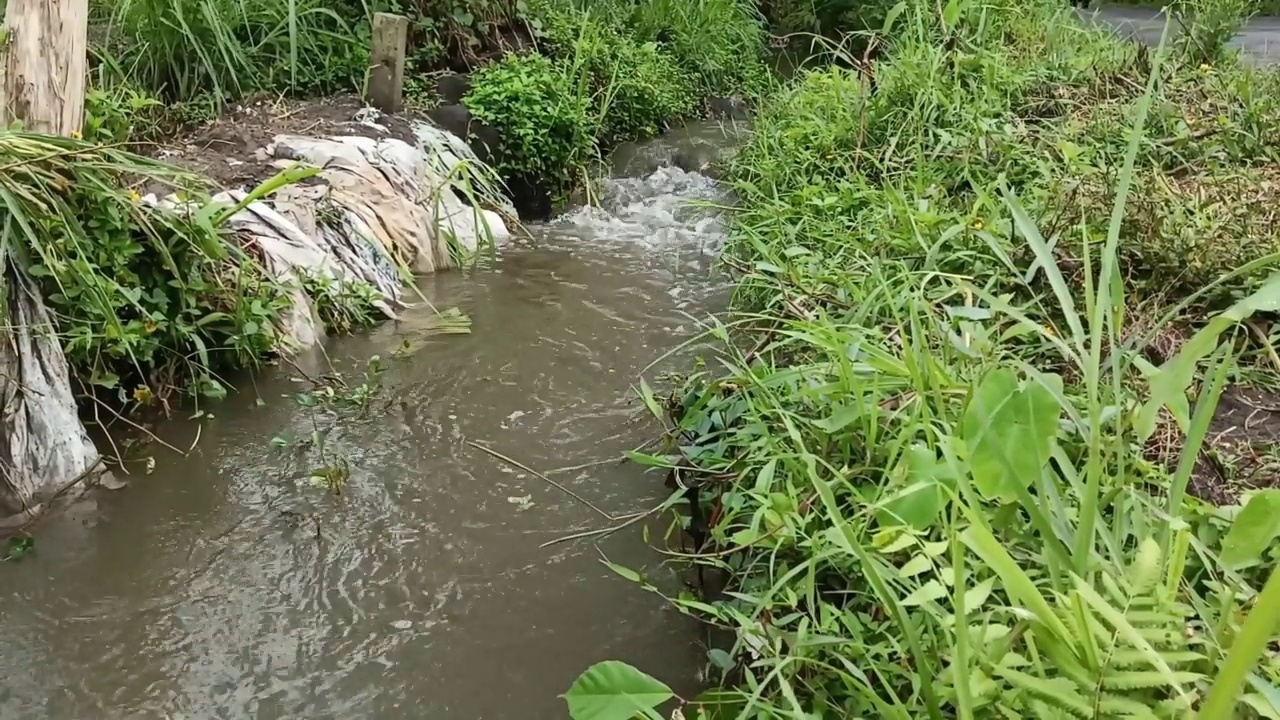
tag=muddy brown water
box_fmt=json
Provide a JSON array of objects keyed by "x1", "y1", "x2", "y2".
[{"x1": 0, "y1": 122, "x2": 741, "y2": 719}]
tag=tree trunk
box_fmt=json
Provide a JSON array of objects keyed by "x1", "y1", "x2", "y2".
[
  {"x1": 0, "y1": 0, "x2": 99, "y2": 525},
  {"x1": 0, "y1": 0, "x2": 89, "y2": 134}
]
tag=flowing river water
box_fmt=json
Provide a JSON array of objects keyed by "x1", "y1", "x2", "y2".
[{"x1": 0, "y1": 120, "x2": 744, "y2": 719}]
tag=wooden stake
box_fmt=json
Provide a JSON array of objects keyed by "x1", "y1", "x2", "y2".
[
  {"x1": 367, "y1": 12, "x2": 408, "y2": 114},
  {"x1": 0, "y1": 0, "x2": 90, "y2": 134}
]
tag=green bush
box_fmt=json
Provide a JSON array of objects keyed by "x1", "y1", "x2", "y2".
[
  {"x1": 0, "y1": 133, "x2": 289, "y2": 402},
  {"x1": 464, "y1": 51, "x2": 595, "y2": 204},
  {"x1": 760, "y1": 0, "x2": 894, "y2": 37},
  {"x1": 595, "y1": 36, "x2": 698, "y2": 144}
]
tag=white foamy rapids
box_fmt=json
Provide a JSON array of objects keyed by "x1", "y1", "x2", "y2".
[{"x1": 551, "y1": 166, "x2": 728, "y2": 253}]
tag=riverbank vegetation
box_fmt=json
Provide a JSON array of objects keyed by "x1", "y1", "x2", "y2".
[
  {"x1": 81, "y1": 0, "x2": 769, "y2": 214},
  {"x1": 0, "y1": 0, "x2": 768, "y2": 412},
  {"x1": 568, "y1": 0, "x2": 1280, "y2": 717}
]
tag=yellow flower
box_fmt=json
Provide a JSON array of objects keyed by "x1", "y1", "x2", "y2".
[
  {"x1": 129, "y1": 189, "x2": 142, "y2": 203},
  {"x1": 970, "y1": 218, "x2": 985, "y2": 231},
  {"x1": 1199, "y1": 63, "x2": 1214, "y2": 74},
  {"x1": 69, "y1": 129, "x2": 81, "y2": 139}
]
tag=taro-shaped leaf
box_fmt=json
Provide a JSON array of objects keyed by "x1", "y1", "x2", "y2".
[
  {"x1": 1220, "y1": 490, "x2": 1280, "y2": 570},
  {"x1": 563, "y1": 661, "x2": 673, "y2": 720},
  {"x1": 878, "y1": 443, "x2": 955, "y2": 530},
  {"x1": 962, "y1": 369, "x2": 1061, "y2": 502}
]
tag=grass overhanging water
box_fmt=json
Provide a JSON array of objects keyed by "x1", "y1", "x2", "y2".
[{"x1": 565, "y1": 1, "x2": 1280, "y2": 718}]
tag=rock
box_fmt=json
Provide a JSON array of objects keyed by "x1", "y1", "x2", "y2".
[
  {"x1": 467, "y1": 119, "x2": 503, "y2": 166},
  {"x1": 706, "y1": 95, "x2": 751, "y2": 121},
  {"x1": 435, "y1": 73, "x2": 471, "y2": 104},
  {"x1": 98, "y1": 472, "x2": 128, "y2": 491},
  {"x1": 427, "y1": 104, "x2": 502, "y2": 166},
  {"x1": 427, "y1": 104, "x2": 472, "y2": 142},
  {"x1": 673, "y1": 146, "x2": 718, "y2": 175}
]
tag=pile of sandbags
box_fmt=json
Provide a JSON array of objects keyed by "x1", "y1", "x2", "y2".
[{"x1": 157, "y1": 129, "x2": 515, "y2": 351}]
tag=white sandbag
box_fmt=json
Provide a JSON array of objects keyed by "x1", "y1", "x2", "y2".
[{"x1": 0, "y1": 267, "x2": 101, "y2": 525}]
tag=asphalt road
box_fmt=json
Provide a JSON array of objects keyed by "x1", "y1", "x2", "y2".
[{"x1": 1081, "y1": 3, "x2": 1280, "y2": 64}]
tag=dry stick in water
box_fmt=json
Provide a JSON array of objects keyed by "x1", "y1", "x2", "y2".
[
  {"x1": 538, "y1": 503, "x2": 665, "y2": 549},
  {"x1": 466, "y1": 440, "x2": 615, "y2": 520},
  {"x1": 543, "y1": 436, "x2": 661, "y2": 476}
]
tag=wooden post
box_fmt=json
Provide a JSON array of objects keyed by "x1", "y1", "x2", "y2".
[
  {"x1": 0, "y1": 0, "x2": 101, "y2": 522},
  {"x1": 367, "y1": 12, "x2": 409, "y2": 114},
  {"x1": 0, "y1": 0, "x2": 90, "y2": 134}
]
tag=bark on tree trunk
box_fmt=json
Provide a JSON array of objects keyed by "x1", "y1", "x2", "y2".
[
  {"x1": 0, "y1": 0, "x2": 89, "y2": 134},
  {"x1": 0, "y1": 0, "x2": 100, "y2": 524}
]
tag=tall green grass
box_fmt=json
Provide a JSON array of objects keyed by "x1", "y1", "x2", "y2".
[
  {"x1": 92, "y1": 0, "x2": 369, "y2": 102},
  {"x1": 565, "y1": 0, "x2": 1280, "y2": 717}
]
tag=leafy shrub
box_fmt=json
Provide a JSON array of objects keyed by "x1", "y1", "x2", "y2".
[
  {"x1": 1172, "y1": 0, "x2": 1256, "y2": 65},
  {"x1": 595, "y1": 37, "x2": 698, "y2": 144},
  {"x1": 83, "y1": 83, "x2": 164, "y2": 143},
  {"x1": 464, "y1": 51, "x2": 595, "y2": 204},
  {"x1": 0, "y1": 133, "x2": 290, "y2": 402},
  {"x1": 543, "y1": 9, "x2": 699, "y2": 146},
  {"x1": 760, "y1": 0, "x2": 894, "y2": 37}
]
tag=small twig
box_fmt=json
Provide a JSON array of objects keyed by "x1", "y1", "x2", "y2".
[
  {"x1": 539, "y1": 505, "x2": 662, "y2": 549},
  {"x1": 13, "y1": 457, "x2": 105, "y2": 533},
  {"x1": 90, "y1": 395, "x2": 188, "y2": 457},
  {"x1": 86, "y1": 383, "x2": 128, "y2": 474},
  {"x1": 544, "y1": 437, "x2": 663, "y2": 476},
  {"x1": 186, "y1": 422, "x2": 203, "y2": 455},
  {"x1": 545, "y1": 456, "x2": 627, "y2": 475},
  {"x1": 466, "y1": 440, "x2": 614, "y2": 520}
]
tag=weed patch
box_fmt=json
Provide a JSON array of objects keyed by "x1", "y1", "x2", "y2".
[{"x1": 566, "y1": 0, "x2": 1280, "y2": 717}]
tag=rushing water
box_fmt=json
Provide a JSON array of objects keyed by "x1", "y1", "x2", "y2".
[{"x1": 0, "y1": 121, "x2": 741, "y2": 719}]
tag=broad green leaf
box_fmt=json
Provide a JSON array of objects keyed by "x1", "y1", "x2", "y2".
[
  {"x1": 1220, "y1": 490, "x2": 1280, "y2": 569},
  {"x1": 963, "y1": 577, "x2": 996, "y2": 609},
  {"x1": 899, "y1": 554, "x2": 933, "y2": 578},
  {"x1": 962, "y1": 369, "x2": 1061, "y2": 502},
  {"x1": 1138, "y1": 273, "x2": 1280, "y2": 439},
  {"x1": 879, "y1": 443, "x2": 954, "y2": 530},
  {"x1": 902, "y1": 580, "x2": 948, "y2": 607},
  {"x1": 563, "y1": 661, "x2": 673, "y2": 720}
]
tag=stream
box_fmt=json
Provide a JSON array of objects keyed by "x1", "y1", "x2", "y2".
[{"x1": 0, "y1": 120, "x2": 744, "y2": 719}]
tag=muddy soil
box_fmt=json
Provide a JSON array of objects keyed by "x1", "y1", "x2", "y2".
[
  {"x1": 1189, "y1": 386, "x2": 1280, "y2": 504},
  {"x1": 139, "y1": 94, "x2": 431, "y2": 191}
]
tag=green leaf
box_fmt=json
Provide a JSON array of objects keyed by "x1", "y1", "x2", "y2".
[
  {"x1": 1138, "y1": 273, "x2": 1280, "y2": 439},
  {"x1": 962, "y1": 369, "x2": 1061, "y2": 502},
  {"x1": 1202, "y1": 566, "x2": 1280, "y2": 718},
  {"x1": 902, "y1": 579, "x2": 948, "y2": 607},
  {"x1": 1220, "y1": 490, "x2": 1280, "y2": 569},
  {"x1": 879, "y1": 443, "x2": 954, "y2": 530},
  {"x1": 563, "y1": 661, "x2": 673, "y2": 720}
]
